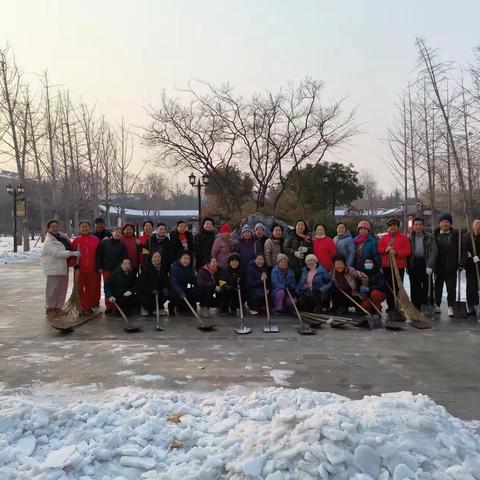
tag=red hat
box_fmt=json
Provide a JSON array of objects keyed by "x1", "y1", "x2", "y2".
[
  {"x1": 357, "y1": 220, "x2": 371, "y2": 231},
  {"x1": 219, "y1": 223, "x2": 232, "y2": 234}
]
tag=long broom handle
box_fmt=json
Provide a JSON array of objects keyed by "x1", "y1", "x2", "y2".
[
  {"x1": 183, "y1": 295, "x2": 202, "y2": 322},
  {"x1": 237, "y1": 281, "x2": 245, "y2": 323},
  {"x1": 286, "y1": 287, "x2": 307, "y2": 329},
  {"x1": 389, "y1": 253, "x2": 397, "y2": 307},
  {"x1": 155, "y1": 292, "x2": 160, "y2": 324},
  {"x1": 470, "y1": 232, "x2": 480, "y2": 293},
  {"x1": 112, "y1": 300, "x2": 129, "y2": 324},
  {"x1": 338, "y1": 287, "x2": 371, "y2": 316},
  {"x1": 263, "y1": 276, "x2": 270, "y2": 321}
]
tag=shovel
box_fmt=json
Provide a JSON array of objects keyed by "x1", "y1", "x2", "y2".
[
  {"x1": 339, "y1": 288, "x2": 384, "y2": 330},
  {"x1": 112, "y1": 300, "x2": 142, "y2": 333},
  {"x1": 235, "y1": 281, "x2": 252, "y2": 334},
  {"x1": 154, "y1": 292, "x2": 165, "y2": 331},
  {"x1": 421, "y1": 273, "x2": 435, "y2": 322},
  {"x1": 287, "y1": 288, "x2": 314, "y2": 335},
  {"x1": 263, "y1": 277, "x2": 279, "y2": 333},
  {"x1": 183, "y1": 296, "x2": 215, "y2": 331}
]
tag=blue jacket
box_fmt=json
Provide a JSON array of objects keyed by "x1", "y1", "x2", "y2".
[
  {"x1": 334, "y1": 232, "x2": 355, "y2": 266},
  {"x1": 169, "y1": 260, "x2": 196, "y2": 299},
  {"x1": 270, "y1": 266, "x2": 297, "y2": 299},
  {"x1": 353, "y1": 234, "x2": 380, "y2": 269},
  {"x1": 296, "y1": 265, "x2": 332, "y2": 295},
  {"x1": 245, "y1": 261, "x2": 267, "y2": 297},
  {"x1": 238, "y1": 238, "x2": 263, "y2": 273}
]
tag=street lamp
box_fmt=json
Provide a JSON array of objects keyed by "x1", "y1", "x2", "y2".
[
  {"x1": 189, "y1": 172, "x2": 209, "y2": 221},
  {"x1": 321, "y1": 174, "x2": 336, "y2": 217},
  {"x1": 5, "y1": 183, "x2": 25, "y2": 253}
]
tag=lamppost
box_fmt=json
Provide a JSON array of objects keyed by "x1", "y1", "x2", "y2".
[
  {"x1": 416, "y1": 199, "x2": 424, "y2": 220},
  {"x1": 116, "y1": 204, "x2": 121, "y2": 227},
  {"x1": 188, "y1": 172, "x2": 209, "y2": 221},
  {"x1": 399, "y1": 202, "x2": 406, "y2": 234},
  {"x1": 5, "y1": 183, "x2": 25, "y2": 253},
  {"x1": 321, "y1": 174, "x2": 338, "y2": 217}
]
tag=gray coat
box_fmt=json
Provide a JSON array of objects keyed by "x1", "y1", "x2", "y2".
[
  {"x1": 333, "y1": 232, "x2": 355, "y2": 266},
  {"x1": 408, "y1": 231, "x2": 438, "y2": 271}
]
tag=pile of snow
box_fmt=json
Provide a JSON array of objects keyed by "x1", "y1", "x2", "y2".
[
  {"x1": 0, "y1": 235, "x2": 42, "y2": 264},
  {"x1": 0, "y1": 387, "x2": 479, "y2": 479}
]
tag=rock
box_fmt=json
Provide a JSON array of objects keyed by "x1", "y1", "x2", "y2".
[
  {"x1": 242, "y1": 457, "x2": 264, "y2": 477},
  {"x1": 16, "y1": 435, "x2": 36, "y2": 456},
  {"x1": 354, "y1": 444, "x2": 380, "y2": 478},
  {"x1": 393, "y1": 463, "x2": 414, "y2": 480},
  {"x1": 43, "y1": 445, "x2": 80, "y2": 469},
  {"x1": 237, "y1": 213, "x2": 291, "y2": 239}
]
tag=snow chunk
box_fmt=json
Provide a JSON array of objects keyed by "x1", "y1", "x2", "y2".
[
  {"x1": 269, "y1": 369, "x2": 295, "y2": 385},
  {"x1": 16, "y1": 435, "x2": 36, "y2": 456},
  {"x1": 354, "y1": 444, "x2": 380, "y2": 478},
  {"x1": 42, "y1": 445, "x2": 80, "y2": 469}
]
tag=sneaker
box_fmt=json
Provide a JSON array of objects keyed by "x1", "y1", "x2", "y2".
[
  {"x1": 200, "y1": 306, "x2": 211, "y2": 318},
  {"x1": 435, "y1": 305, "x2": 441, "y2": 314},
  {"x1": 448, "y1": 306, "x2": 454, "y2": 317},
  {"x1": 249, "y1": 309, "x2": 259, "y2": 316},
  {"x1": 140, "y1": 306, "x2": 149, "y2": 317}
]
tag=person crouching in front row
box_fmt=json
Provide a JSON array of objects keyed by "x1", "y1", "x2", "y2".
[
  {"x1": 169, "y1": 251, "x2": 197, "y2": 316},
  {"x1": 217, "y1": 253, "x2": 242, "y2": 315},
  {"x1": 104, "y1": 258, "x2": 137, "y2": 316},
  {"x1": 136, "y1": 251, "x2": 169, "y2": 317},
  {"x1": 359, "y1": 257, "x2": 387, "y2": 314},
  {"x1": 196, "y1": 256, "x2": 221, "y2": 318},
  {"x1": 245, "y1": 253, "x2": 269, "y2": 315},
  {"x1": 296, "y1": 253, "x2": 331, "y2": 313},
  {"x1": 270, "y1": 254, "x2": 297, "y2": 315}
]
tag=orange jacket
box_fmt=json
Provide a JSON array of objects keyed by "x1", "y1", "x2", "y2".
[
  {"x1": 72, "y1": 234, "x2": 100, "y2": 273},
  {"x1": 378, "y1": 231, "x2": 411, "y2": 269}
]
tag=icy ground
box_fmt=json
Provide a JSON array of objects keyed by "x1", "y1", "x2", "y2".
[
  {"x1": 0, "y1": 235, "x2": 42, "y2": 264},
  {"x1": 0, "y1": 386, "x2": 479, "y2": 480}
]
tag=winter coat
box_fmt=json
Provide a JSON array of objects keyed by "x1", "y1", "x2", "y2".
[
  {"x1": 461, "y1": 232, "x2": 480, "y2": 273},
  {"x1": 353, "y1": 235, "x2": 380, "y2": 270},
  {"x1": 408, "y1": 231, "x2": 438, "y2": 272},
  {"x1": 218, "y1": 266, "x2": 241, "y2": 292},
  {"x1": 41, "y1": 232, "x2": 72, "y2": 276},
  {"x1": 296, "y1": 265, "x2": 332, "y2": 295},
  {"x1": 333, "y1": 232, "x2": 355, "y2": 267},
  {"x1": 170, "y1": 230, "x2": 195, "y2": 261},
  {"x1": 434, "y1": 228, "x2": 459, "y2": 276},
  {"x1": 312, "y1": 236, "x2": 336, "y2": 271},
  {"x1": 362, "y1": 267, "x2": 386, "y2": 292},
  {"x1": 331, "y1": 266, "x2": 368, "y2": 293},
  {"x1": 193, "y1": 228, "x2": 217, "y2": 269},
  {"x1": 264, "y1": 238, "x2": 283, "y2": 268},
  {"x1": 96, "y1": 238, "x2": 128, "y2": 272},
  {"x1": 211, "y1": 235, "x2": 236, "y2": 268},
  {"x1": 284, "y1": 232, "x2": 313, "y2": 278},
  {"x1": 238, "y1": 238, "x2": 263, "y2": 274},
  {"x1": 92, "y1": 228, "x2": 112, "y2": 241},
  {"x1": 270, "y1": 266, "x2": 297, "y2": 299},
  {"x1": 169, "y1": 260, "x2": 197, "y2": 299},
  {"x1": 71, "y1": 234, "x2": 100, "y2": 273},
  {"x1": 120, "y1": 235, "x2": 141, "y2": 269},
  {"x1": 378, "y1": 231, "x2": 411, "y2": 269},
  {"x1": 139, "y1": 233, "x2": 158, "y2": 267},
  {"x1": 245, "y1": 262, "x2": 268, "y2": 298},
  {"x1": 135, "y1": 261, "x2": 169, "y2": 298},
  {"x1": 151, "y1": 235, "x2": 173, "y2": 267},
  {"x1": 104, "y1": 267, "x2": 137, "y2": 299},
  {"x1": 196, "y1": 265, "x2": 220, "y2": 292}
]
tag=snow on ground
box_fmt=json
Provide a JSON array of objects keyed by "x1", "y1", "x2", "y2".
[
  {"x1": 0, "y1": 386, "x2": 479, "y2": 480},
  {"x1": 0, "y1": 235, "x2": 43, "y2": 264}
]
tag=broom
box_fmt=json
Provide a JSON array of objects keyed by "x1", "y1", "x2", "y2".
[{"x1": 62, "y1": 245, "x2": 81, "y2": 327}]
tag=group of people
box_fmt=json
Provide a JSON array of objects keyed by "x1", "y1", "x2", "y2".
[{"x1": 40, "y1": 212, "x2": 480, "y2": 324}]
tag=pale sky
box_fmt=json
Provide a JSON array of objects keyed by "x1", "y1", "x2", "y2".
[{"x1": 2, "y1": 0, "x2": 480, "y2": 192}]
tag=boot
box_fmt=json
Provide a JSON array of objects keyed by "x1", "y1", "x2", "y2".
[
  {"x1": 200, "y1": 306, "x2": 211, "y2": 318},
  {"x1": 45, "y1": 308, "x2": 56, "y2": 318}
]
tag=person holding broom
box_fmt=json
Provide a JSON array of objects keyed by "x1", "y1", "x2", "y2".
[
  {"x1": 104, "y1": 257, "x2": 138, "y2": 316},
  {"x1": 461, "y1": 217, "x2": 480, "y2": 315}
]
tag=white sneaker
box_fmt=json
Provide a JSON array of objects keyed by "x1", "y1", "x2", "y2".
[
  {"x1": 249, "y1": 309, "x2": 259, "y2": 316},
  {"x1": 447, "y1": 306, "x2": 454, "y2": 317},
  {"x1": 435, "y1": 305, "x2": 441, "y2": 314},
  {"x1": 140, "y1": 306, "x2": 149, "y2": 317}
]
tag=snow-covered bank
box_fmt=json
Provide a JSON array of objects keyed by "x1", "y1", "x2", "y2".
[
  {"x1": 0, "y1": 386, "x2": 479, "y2": 480},
  {"x1": 0, "y1": 235, "x2": 42, "y2": 264}
]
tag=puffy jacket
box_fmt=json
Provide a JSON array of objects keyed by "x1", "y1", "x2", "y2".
[
  {"x1": 96, "y1": 238, "x2": 127, "y2": 272},
  {"x1": 313, "y1": 236, "x2": 336, "y2": 270},
  {"x1": 408, "y1": 231, "x2": 438, "y2": 272},
  {"x1": 353, "y1": 235, "x2": 380, "y2": 269},
  {"x1": 284, "y1": 232, "x2": 313, "y2": 278},
  {"x1": 361, "y1": 266, "x2": 386, "y2": 292},
  {"x1": 270, "y1": 266, "x2": 297, "y2": 299},
  {"x1": 333, "y1": 232, "x2": 355, "y2": 266},
  {"x1": 169, "y1": 260, "x2": 196, "y2": 299},
  {"x1": 193, "y1": 228, "x2": 217, "y2": 269},
  {"x1": 135, "y1": 261, "x2": 169, "y2": 298},
  {"x1": 378, "y1": 231, "x2": 411, "y2": 269},
  {"x1": 196, "y1": 265, "x2": 220, "y2": 292},
  {"x1": 120, "y1": 235, "x2": 141, "y2": 269},
  {"x1": 211, "y1": 235, "x2": 236, "y2": 268},
  {"x1": 218, "y1": 265, "x2": 241, "y2": 291},
  {"x1": 296, "y1": 265, "x2": 332, "y2": 295},
  {"x1": 104, "y1": 266, "x2": 137, "y2": 299},
  {"x1": 245, "y1": 262, "x2": 268, "y2": 297},
  {"x1": 41, "y1": 232, "x2": 72, "y2": 276},
  {"x1": 461, "y1": 232, "x2": 480, "y2": 272},
  {"x1": 264, "y1": 238, "x2": 283, "y2": 268},
  {"x1": 238, "y1": 238, "x2": 263, "y2": 274},
  {"x1": 434, "y1": 228, "x2": 459, "y2": 275},
  {"x1": 71, "y1": 234, "x2": 100, "y2": 273},
  {"x1": 170, "y1": 230, "x2": 195, "y2": 261},
  {"x1": 331, "y1": 266, "x2": 368, "y2": 293},
  {"x1": 151, "y1": 234, "x2": 173, "y2": 267}
]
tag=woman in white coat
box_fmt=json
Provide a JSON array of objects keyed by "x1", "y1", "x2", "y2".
[{"x1": 41, "y1": 220, "x2": 80, "y2": 317}]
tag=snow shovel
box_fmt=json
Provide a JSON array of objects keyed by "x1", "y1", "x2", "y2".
[
  {"x1": 154, "y1": 292, "x2": 165, "y2": 331},
  {"x1": 235, "y1": 281, "x2": 252, "y2": 334},
  {"x1": 183, "y1": 296, "x2": 214, "y2": 331},
  {"x1": 263, "y1": 276, "x2": 279, "y2": 333},
  {"x1": 469, "y1": 231, "x2": 480, "y2": 321},
  {"x1": 112, "y1": 301, "x2": 142, "y2": 333},
  {"x1": 421, "y1": 273, "x2": 435, "y2": 322},
  {"x1": 338, "y1": 288, "x2": 383, "y2": 330},
  {"x1": 286, "y1": 288, "x2": 314, "y2": 335}
]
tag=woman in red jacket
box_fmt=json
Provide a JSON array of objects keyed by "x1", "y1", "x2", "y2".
[
  {"x1": 377, "y1": 217, "x2": 411, "y2": 312},
  {"x1": 120, "y1": 223, "x2": 141, "y2": 273},
  {"x1": 312, "y1": 223, "x2": 336, "y2": 271},
  {"x1": 71, "y1": 221, "x2": 101, "y2": 315}
]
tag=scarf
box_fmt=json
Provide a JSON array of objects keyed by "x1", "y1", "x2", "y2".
[{"x1": 354, "y1": 233, "x2": 368, "y2": 246}]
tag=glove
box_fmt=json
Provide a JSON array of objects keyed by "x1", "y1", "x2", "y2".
[
  {"x1": 123, "y1": 291, "x2": 132, "y2": 297},
  {"x1": 467, "y1": 251, "x2": 472, "y2": 258},
  {"x1": 426, "y1": 267, "x2": 433, "y2": 275},
  {"x1": 294, "y1": 251, "x2": 304, "y2": 259},
  {"x1": 108, "y1": 296, "x2": 116, "y2": 303},
  {"x1": 359, "y1": 286, "x2": 369, "y2": 294},
  {"x1": 69, "y1": 251, "x2": 80, "y2": 257},
  {"x1": 215, "y1": 285, "x2": 222, "y2": 293},
  {"x1": 474, "y1": 256, "x2": 480, "y2": 264},
  {"x1": 162, "y1": 288, "x2": 169, "y2": 297},
  {"x1": 261, "y1": 272, "x2": 268, "y2": 281}
]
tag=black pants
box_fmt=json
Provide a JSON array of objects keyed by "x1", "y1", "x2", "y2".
[
  {"x1": 247, "y1": 290, "x2": 265, "y2": 311},
  {"x1": 217, "y1": 288, "x2": 239, "y2": 313},
  {"x1": 409, "y1": 259, "x2": 431, "y2": 309},
  {"x1": 330, "y1": 285, "x2": 355, "y2": 311},
  {"x1": 115, "y1": 295, "x2": 137, "y2": 315},
  {"x1": 171, "y1": 288, "x2": 198, "y2": 311},
  {"x1": 434, "y1": 270, "x2": 456, "y2": 307},
  {"x1": 137, "y1": 293, "x2": 167, "y2": 312},
  {"x1": 466, "y1": 267, "x2": 479, "y2": 308},
  {"x1": 298, "y1": 290, "x2": 330, "y2": 312},
  {"x1": 196, "y1": 286, "x2": 217, "y2": 308},
  {"x1": 382, "y1": 267, "x2": 405, "y2": 310}
]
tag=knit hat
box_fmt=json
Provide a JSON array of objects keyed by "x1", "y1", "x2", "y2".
[
  {"x1": 439, "y1": 212, "x2": 453, "y2": 224},
  {"x1": 387, "y1": 217, "x2": 400, "y2": 227},
  {"x1": 228, "y1": 253, "x2": 240, "y2": 263},
  {"x1": 241, "y1": 224, "x2": 253, "y2": 234},
  {"x1": 357, "y1": 220, "x2": 371, "y2": 231},
  {"x1": 276, "y1": 253, "x2": 288, "y2": 264},
  {"x1": 254, "y1": 223, "x2": 265, "y2": 232},
  {"x1": 305, "y1": 253, "x2": 317, "y2": 263},
  {"x1": 219, "y1": 223, "x2": 232, "y2": 234}
]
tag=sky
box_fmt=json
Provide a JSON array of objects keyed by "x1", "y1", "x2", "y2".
[{"x1": 2, "y1": 0, "x2": 480, "y2": 192}]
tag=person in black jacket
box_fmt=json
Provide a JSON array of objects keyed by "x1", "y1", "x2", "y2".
[
  {"x1": 433, "y1": 213, "x2": 459, "y2": 317},
  {"x1": 92, "y1": 217, "x2": 112, "y2": 241},
  {"x1": 461, "y1": 218, "x2": 480, "y2": 315},
  {"x1": 150, "y1": 223, "x2": 173, "y2": 268},
  {"x1": 217, "y1": 253, "x2": 241, "y2": 315},
  {"x1": 193, "y1": 217, "x2": 217, "y2": 270},
  {"x1": 359, "y1": 257, "x2": 387, "y2": 314},
  {"x1": 170, "y1": 220, "x2": 195, "y2": 262},
  {"x1": 168, "y1": 251, "x2": 197, "y2": 315},
  {"x1": 245, "y1": 253, "x2": 269, "y2": 315},
  {"x1": 96, "y1": 227, "x2": 128, "y2": 313},
  {"x1": 196, "y1": 256, "x2": 221, "y2": 318},
  {"x1": 136, "y1": 251, "x2": 169, "y2": 316},
  {"x1": 104, "y1": 258, "x2": 137, "y2": 315}
]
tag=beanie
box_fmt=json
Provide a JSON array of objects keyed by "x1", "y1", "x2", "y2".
[
  {"x1": 439, "y1": 212, "x2": 453, "y2": 224},
  {"x1": 254, "y1": 223, "x2": 265, "y2": 232},
  {"x1": 241, "y1": 224, "x2": 253, "y2": 234},
  {"x1": 219, "y1": 223, "x2": 232, "y2": 234},
  {"x1": 228, "y1": 253, "x2": 240, "y2": 263},
  {"x1": 357, "y1": 220, "x2": 371, "y2": 231},
  {"x1": 305, "y1": 254, "x2": 317, "y2": 263},
  {"x1": 276, "y1": 253, "x2": 289, "y2": 264}
]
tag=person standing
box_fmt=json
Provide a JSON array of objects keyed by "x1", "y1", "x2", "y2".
[
  {"x1": 433, "y1": 213, "x2": 459, "y2": 317},
  {"x1": 461, "y1": 217, "x2": 480, "y2": 315},
  {"x1": 238, "y1": 224, "x2": 263, "y2": 275},
  {"x1": 254, "y1": 223, "x2": 268, "y2": 248},
  {"x1": 96, "y1": 226, "x2": 128, "y2": 313},
  {"x1": 264, "y1": 224, "x2": 284, "y2": 269},
  {"x1": 92, "y1": 217, "x2": 112, "y2": 241},
  {"x1": 407, "y1": 218, "x2": 438, "y2": 310},
  {"x1": 312, "y1": 223, "x2": 336, "y2": 271},
  {"x1": 284, "y1": 219, "x2": 313, "y2": 280},
  {"x1": 41, "y1": 220, "x2": 79, "y2": 318},
  {"x1": 151, "y1": 223, "x2": 173, "y2": 267},
  {"x1": 193, "y1": 217, "x2": 217, "y2": 270},
  {"x1": 353, "y1": 220, "x2": 380, "y2": 269},
  {"x1": 139, "y1": 220, "x2": 156, "y2": 267},
  {"x1": 120, "y1": 223, "x2": 141, "y2": 273},
  {"x1": 170, "y1": 220, "x2": 195, "y2": 261},
  {"x1": 333, "y1": 223, "x2": 355, "y2": 267},
  {"x1": 211, "y1": 223, "x2": 236, "y2": 268},
  {"x1": 378, "y1": 218, "x2": 411, "y2": 313},
  {"x1": 72, "y1": 221, "x2": 101, "y2": 315}
]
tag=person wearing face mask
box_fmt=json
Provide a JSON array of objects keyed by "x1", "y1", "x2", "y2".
[
  {"x1": 193, "y1": 217, "x2": 217, "y2": 271},
  {"x1": 359, "y1": 257, "x2": 387, "y2": 314},
  {"x1": 170, "y1": 220, "x2": 195, "y2": 262}
]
